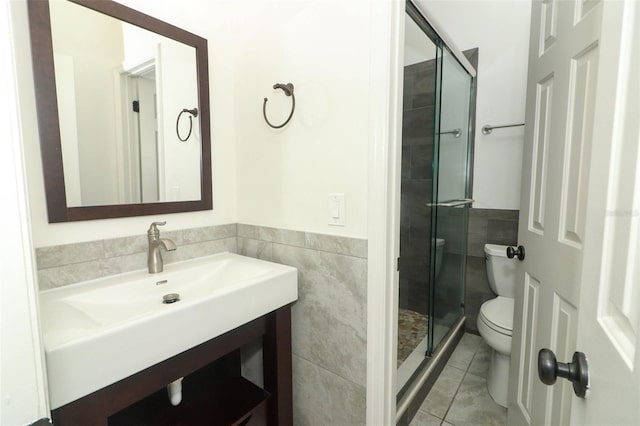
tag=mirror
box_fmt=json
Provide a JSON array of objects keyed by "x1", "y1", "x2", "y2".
[{"x1": 28, "y1": 0, "x2": 212, "y2": 222}]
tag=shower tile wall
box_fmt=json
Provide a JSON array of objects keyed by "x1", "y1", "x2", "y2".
[
  {"x1": 399, "y1": 57, "x2": 436, "y2": 315},
  {"x1": 465, "y1": 208, "x2": 519, "y2": 333}
]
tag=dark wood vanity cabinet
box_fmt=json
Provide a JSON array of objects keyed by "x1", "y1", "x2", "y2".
[{"x1": 51, "y1": 305, "x2": 293, "y2": 426}]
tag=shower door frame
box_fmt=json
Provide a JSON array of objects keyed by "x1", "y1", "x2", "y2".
[
  {"x1": 365, "y1": 0, "x2": 477, "y2": 424},
  {"x1": 429, "y1": 43, "x2": 476, "y2": 354}
]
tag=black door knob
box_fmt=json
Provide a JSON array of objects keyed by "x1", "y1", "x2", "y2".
[
  {"x1": 506, "y1": 245, "x2": 525, "y2": 260},
  {"x1": 538, "y1": 349, "x2": 589, "y2": 398}
]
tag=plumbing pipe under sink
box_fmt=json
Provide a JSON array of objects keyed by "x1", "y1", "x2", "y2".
[{"x1": 167, "y1": 377, "x2": 183, "y2": 406}]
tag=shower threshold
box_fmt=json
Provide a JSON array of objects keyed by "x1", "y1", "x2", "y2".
[{"x1": 396, "y1": 316, "x2": 465, "y2": 424}]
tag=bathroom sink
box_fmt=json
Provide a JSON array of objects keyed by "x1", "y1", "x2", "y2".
[{"x1": 39, "y1": 252, "x2": 298, "y2": 409}]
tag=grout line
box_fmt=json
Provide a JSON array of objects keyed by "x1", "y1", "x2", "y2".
[
  {"x1": 440, "y1": 373, "x2": 465, "y2": 423},
  {"x1": 415, "y1": 338, "x2": 475, "y2": 425},
  {"x1": 238, "y1": 224, "x2": 368, "y2": 258},
  {"x1": 463, "y1": 370, "x2": 486, "y2": 381},
  {"x1": 251, "y1": 238, "x2": 368, "y2": 260},
  {"x1": 38, "y1": 236, "x2": 238, "y2": 270},
  {"x1": 413, "y1": 338, "x2": 504, "y2": 426},
  {"x1": 292, "y1": 352, "x2": 366, "y2": 390},
  {"x1": 441, "y1": 334, "x2": 480, "y2": 425}
]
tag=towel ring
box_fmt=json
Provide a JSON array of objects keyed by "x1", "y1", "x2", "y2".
[
  {"x1": 176, "y1": 108, "x2": 198, "y2": 142},
  {"x1": 263, "y1": 83, "x2": 295, "y2": 129}
]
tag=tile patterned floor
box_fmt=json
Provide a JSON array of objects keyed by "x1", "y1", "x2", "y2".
[{"x1": 409, "y1": 333, "x2": 507, "y2": 426}]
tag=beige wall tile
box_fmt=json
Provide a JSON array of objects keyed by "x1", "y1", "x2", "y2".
[
  {"x1": 37, "y1": 259, "x2": 104, "y2": 290},
  {"x1": 259, "y1": 226, "x2": 305, "y2": 247},
  {"x1": 237, "y1": 223, "x2": 260, "y2": 239},
  {"x1": 163, "y1": 237, "x2": 237, "y2": 264},
  {"x1": 273, "y1": 243, "x2": 367, "y2": 386},
  {"x1": 292, "y1": 355, "x2": 365, "y2": 426},
  {"x1": 103, "y1": 235, "x2": 147, "y2": 258},
  {"x1": 304, "y1": 232, "x2": 367, "y2": 258},
  {"x1": 36, "y1": 241, "x2": 104, "y2": 269},
  {"x1": 183, "y1": 224, "x2": 236, "y2": 243},
  {"x1": 237, "y1": 237, "x2": 273, "y2": 261}
]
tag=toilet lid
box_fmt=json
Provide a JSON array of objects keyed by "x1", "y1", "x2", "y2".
[
  {"x1": 480, "y1": 296, "x2": 514, "y2": 336},
  {"x1": 484, "y1": 244, "x2": 508, "y2": 257}
]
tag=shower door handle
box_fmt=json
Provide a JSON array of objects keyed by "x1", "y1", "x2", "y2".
[{"x1": 426, "y1": 199, "x2": 474, "y2": 208}]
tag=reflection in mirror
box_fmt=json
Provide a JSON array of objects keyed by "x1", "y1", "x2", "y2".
[
  {"x1": 49, "y1": 0, "x2": 200, "y2": 207},
  {"x1": 28, "y1": 0, "x2": 211, "y2": 222}
]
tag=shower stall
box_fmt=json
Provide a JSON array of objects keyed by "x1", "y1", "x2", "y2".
[{"x1": 396, "y1": 0, "x2": 476, "y2": 407}]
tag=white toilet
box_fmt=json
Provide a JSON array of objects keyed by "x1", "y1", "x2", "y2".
[{"x1": 477, "y1": 243, "x2": 516, "y2": 408}]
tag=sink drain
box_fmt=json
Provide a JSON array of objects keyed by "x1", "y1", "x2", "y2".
[{"x1": 162, "y1": 293, "x2": 180, "y2": 304}]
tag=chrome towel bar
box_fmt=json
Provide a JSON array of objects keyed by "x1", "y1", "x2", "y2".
[
  {"x1": 440, "y1": 128, "x2": 462, "y2": 138},
  {"x1": 482, "y1": 123, "x2": 524, "y2": 135},
  {"x1": 426, "y1": 198, "x2": 474, "y2": 208}
]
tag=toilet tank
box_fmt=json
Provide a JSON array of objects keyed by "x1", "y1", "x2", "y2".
[{"x1": 484, "y1": 244, "x2": 516, "y2": 298}]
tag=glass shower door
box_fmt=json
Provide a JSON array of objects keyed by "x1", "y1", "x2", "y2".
[
  {"x1": 397, "y1": 12, "x2": 441, "y2": 385},
  {"x1": 429, "y1": 47, "x2": 473, "y2": 351},
  {"x1": 398, "y1": 5, "x2": 476, "y2": 394}
]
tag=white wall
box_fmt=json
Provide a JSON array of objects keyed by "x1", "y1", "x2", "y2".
[
  {"x1": 158, "y1": 41, "x2": 200, "y2": 201},
  {"x1": 20, "y1": 0, "x2": 374, "y2": 247},
  {"x1": 50, "y1": 0, "x2": 124, "y2": 206},
  {"x1": 12, "y1": 0, "x2": 239, "y2": 247},
  {"x1": 15, "y1": 0, "x2": 528, "y2": 247},
  {"x1": 234, "y1": 0, "x2": 371, "y2": 238},
  {"x1": 53, "y1": 53, "x2": 82, "y2": 206},
  {"x1": 438, "y1": 51, "x2": 473, "y2": 202},
  {"x1": 120, "y1": 24, "x2": 201, "y2": 202},
  {"x1": 405, "y1": 13, "x2": 437, "y2": 65},
  {"x1": 15, "y1": 0, "x2": 373, "y2": 246},
  {"x1": 417, "y1": 0, "x2": 531, "y2": 209}
]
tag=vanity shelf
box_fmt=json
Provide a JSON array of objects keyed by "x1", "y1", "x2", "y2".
[
  {"x1": 109, "y1": 375, "x2": 268, "y2": 425},
  {"x1": 51, "y1": 305, "x2": 292, "y2": 426}
]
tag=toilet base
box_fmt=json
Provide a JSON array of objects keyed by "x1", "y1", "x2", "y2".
[{"x1": 487, "y1": 349, "x2": 510, "y2": 408}]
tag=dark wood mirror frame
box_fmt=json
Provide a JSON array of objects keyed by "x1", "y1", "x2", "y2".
[{"x1": 27, "y1": 0, "x2": 212, "y2": 222}]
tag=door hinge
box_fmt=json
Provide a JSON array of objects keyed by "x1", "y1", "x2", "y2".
[
  {"x1": 132, "y1": 100, "x2": 140, "y2": 113},
  {"x1": 397, "y1": 257, "x2": 400, "y2": 271}
]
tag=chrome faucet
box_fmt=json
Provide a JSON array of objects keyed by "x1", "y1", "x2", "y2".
[{"x1": 147, "y1": 221, "x2": 177, "y2": 273}]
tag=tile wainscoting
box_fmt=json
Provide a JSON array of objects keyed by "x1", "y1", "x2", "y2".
[
  {"x1": 465, "y1": 208, "x2": 519, "y2": 333},
  {"x1": 237, "y1": 224, "x2": 367, "y2": 426},
  {"x1": 35, "y1": 224, "x2": 238, "y2": 289},
  {"x1": 34, "y1": 223, "x2": 368, "y2": 426}
]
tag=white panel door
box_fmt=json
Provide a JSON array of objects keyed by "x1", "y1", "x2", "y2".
[
  {"x1": 510, "y1": 0, "x2": 640, "y2": 424},
  {"x1": 137, "y1": 76, "x2": 160, "y2": 203},
  {"x1": 509, "y1": 0, "x2": 602, "y2": 424},
  {"x1": 571, "y1": 0, "x2": 640, "y2": 423}
]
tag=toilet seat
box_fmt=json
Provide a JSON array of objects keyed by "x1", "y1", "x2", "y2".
[{"x1": 479, "y1": 296, "x2": 513, "y2": 336}]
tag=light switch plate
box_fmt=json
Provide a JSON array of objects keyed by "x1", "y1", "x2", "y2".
[{"x1": 328, "y1": 193, "x2": 345, "y2": 226}]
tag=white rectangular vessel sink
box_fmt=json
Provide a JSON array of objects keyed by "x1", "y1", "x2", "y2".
[{"x1": 39, "y1": 252, "x2": 298, "y2": 409}]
